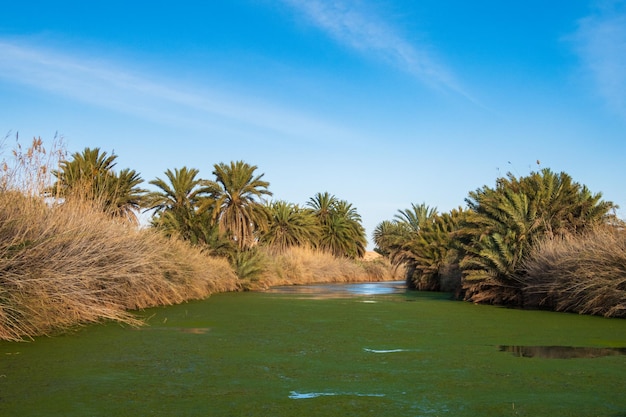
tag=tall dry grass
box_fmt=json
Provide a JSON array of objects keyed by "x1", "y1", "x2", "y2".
[
  {"x1": 0, "y1": 192, "x2": 238, "y2": 341},
  {"x1": 1, "y1": 136, "x2": 239, "y2": 341},
  {"x1": 519, "y1": 227, "x2": 626, "y2": 318},
  {"x1": 251, "y1": 246, "x2": 401, "y2": 290}
]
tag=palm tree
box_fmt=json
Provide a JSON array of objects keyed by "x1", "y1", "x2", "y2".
[
  {"x1": 461, "y1": 189, "x2": 540, "y2": 285},
  {"x1": 51, "y1": 147, "x2": 114, "y2": 200},
  {"x1": 260, "y1": 200, "x2": 320, "y2": 254},
  {"x1": 105, "y1": 168, "x2": 145, "y2": 223},
  {"x1": 373, "y1": 220, "x2": 400, "y2": 256},
  {"x1": 506, "y1": 168, "x2": 615, "y2": 236},
  {"x1": 333, "y1": 199, "x2": 367, "y2": 258},
  {"x1": 306, "y1": 192, "x2": 367, "y2": 258},
  {"x1": 145, "y1": 167, "x2": 216, "y2": 244},
  {"x1": 50, "y1": 147, "x2": 145, "y2": 224},
  {"x1": 307, "y1": 192, "x2": 336, "y2": 225},
  {"x1": 145, "y1": 167, "x2": 210, "y2": 215},
  {"x1": 206, "y1": 161, "x2": 272, "y2": 250},
  {"x1": 394, "y1": 203, "x2": 437, "y2": 234}
]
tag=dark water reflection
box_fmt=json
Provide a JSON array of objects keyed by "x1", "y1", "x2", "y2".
[
  {"x1": 499, "y1": 345, "x2": 626, "y2": 359},
  {"x1": 266, "y1": 280, "x2": 407, "y2": 298}
]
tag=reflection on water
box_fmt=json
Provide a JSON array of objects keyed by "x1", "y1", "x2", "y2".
[
  {"x1": 498, "y1": 345, "x2": 626, "y2": 359},
  {"x1": 267, "y1": 281, "x2": 407, "y2": 298}
]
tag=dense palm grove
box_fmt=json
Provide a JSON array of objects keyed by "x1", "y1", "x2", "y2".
[
  {"x1": 49, "y1": 148, "x2": 368, "y2": 268},
  {"x1": 373, "y1": 168, "x2": 626, "y2": 317},
  {"x1": 18, "y1": 144, "x2": 626, "y2": 318}
]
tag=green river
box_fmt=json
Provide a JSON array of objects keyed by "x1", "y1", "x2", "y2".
[{"x1": 1, "y1": 281, "x2": 625, "y2": 416}]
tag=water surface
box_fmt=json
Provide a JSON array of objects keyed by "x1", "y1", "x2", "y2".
[
  {"x1": 266, "y1": 280, "x2": 407, "y2": 297},
  {"x1": 1, "y1": 282, "x2": 625, "y2": 416}
]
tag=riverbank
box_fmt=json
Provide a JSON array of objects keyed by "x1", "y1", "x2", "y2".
[{"x1": 0, "y1": 190, "x2": 399, "y2": 341}]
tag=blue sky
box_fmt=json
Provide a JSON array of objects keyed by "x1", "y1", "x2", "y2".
[{"x1": 1, "y1": 0, "x2": 625, "y2": 247}]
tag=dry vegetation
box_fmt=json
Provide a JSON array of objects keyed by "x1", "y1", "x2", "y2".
[
  {"x1": 252, "y1": 247, "x2": 400, "y2": 290},
  {"x1": 519, "y1": 227, "x2": 626, "y2": 318},
  {"x1": 0, "y1": 192, "x2": 238, "y2": 341},
  {"x1": 0, "y1": 136, "x2": 234, "y2": 341}
]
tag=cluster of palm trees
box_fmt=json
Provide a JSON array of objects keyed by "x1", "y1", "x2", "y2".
[
  {"x1": 260, "y1": 193, "x2": 366, "y2": 258},
  {"x1": 50, "y1": 147, "x2": 145, "y2": 224},
  {"x1": 50, "y1": 148, "x2": 367, "y2": 267},
  {"x1": 373, "y1": 168, "x2": 620, "y2": 303},
  {"x1": 373, "y1": 203, "x2": 464, "y2": 291}
]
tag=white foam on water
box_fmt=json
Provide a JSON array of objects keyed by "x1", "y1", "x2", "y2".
[
  {"x1": 289, "y1": 391, "x2": 385, "y2": 399},
  {"x1": 363, "y1": 348, "x2": 413, "y2": 353}
]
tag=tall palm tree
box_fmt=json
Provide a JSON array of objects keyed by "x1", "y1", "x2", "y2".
[
  {"x1": 307, "y1": 192, "x2": 336, "y2": 225},
  {"x1": 260, "y1": 200, "x2": 320, "y2": 254},
  {"x1": 51, "y1": 147, "x2": 115, "y2": 199},
  {"x1": 206, "y1": 161, "x2": 272, "y2": 250},
  {"x1": 506, "y1": 168, "x2": 615, "y2": 236},
  {"x1": 50, "y1": 147, "x2": 145, "y2": 224},
  {"x1": 461, "y1": 188, "x2": 540, "y2": 285},
  {"x1": 145, "y1": 167, "x2": 214, "y2": 217},
  {"x1": 145, "y1": 167, "x2": 215, "y2": 243}
]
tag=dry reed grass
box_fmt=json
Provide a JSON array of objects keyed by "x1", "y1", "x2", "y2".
[
  {"x1": 0, "y1": 191, "x2": 238, "y2": 341},
  {"x1": 0, "y1": 135, "x2": 239, "y2": 340},
  {"x1": 0, "y1": 136, "x2": 240, "y2": 341},
  {"x1": 519, "y1": 227, "x2": 626, "y2": 317},
  {"x1": 253, "y1": 246, "x2": 401, "y2": 290}
]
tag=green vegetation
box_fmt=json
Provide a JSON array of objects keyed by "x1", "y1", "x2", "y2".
[
  {"x1": 206, "y1": 160, "x2": 273, "y2": 250},
  {"x1": 261, "y1": 200, "x2": 320, "y2": 254},
  {"x1": 50, "y1": 147, "x2": 146, "y2": 224},
  {"x1": 144, "y1": 166, "x2": 227, "y2": 250},
  {"x1": 375, "y1": 167, "x2": 625, "y2": 317},
  {"x1": 374, "y1": 204, "x2": 464, "y2": 292},
  {"x1": 306, "y1": 192, "x2": 367, "y2": 259}
]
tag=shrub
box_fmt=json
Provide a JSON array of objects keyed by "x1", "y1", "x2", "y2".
[{"x1": 519, "y1": 227, "x2": 626, "y2": 317}]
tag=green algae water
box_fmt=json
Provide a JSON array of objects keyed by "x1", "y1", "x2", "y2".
[{"x1": 1, "y1": 282, "x2": 626, "y2": 416}]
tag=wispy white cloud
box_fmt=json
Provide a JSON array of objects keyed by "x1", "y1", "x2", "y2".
[
  {"x1": 0, "y1": 39, "x2": 352, "y2": 141},
  {"x1": 570, "y1": 1, "x2": 626, "y2": 118},
  {"x1": 281, "y1": 0, "x2": 464, "y2": 95}
]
